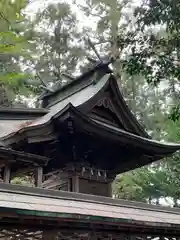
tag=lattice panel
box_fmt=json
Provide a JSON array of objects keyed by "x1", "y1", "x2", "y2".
[
  {"x1": 0, "y1": 228, "x2": 42, "y2": 240},
  {"x1": 0, "y1": 228, "x2": 179, "y2": 240}
]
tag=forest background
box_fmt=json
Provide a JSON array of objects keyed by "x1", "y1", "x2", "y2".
[{"x1": 1, "y1": 0, "x2": 180, "y2": 206}]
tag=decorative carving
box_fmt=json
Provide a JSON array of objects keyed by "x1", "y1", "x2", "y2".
[
  {"x1": 0, "y1": 228, "x2": 43, "y2": 239},
  {"x1": 96, "y1": 97, "x2": 115, "y2": 113},
  {"x1": 89, "y1": 96, "x2": 125, "y2": 129},
  {"x1": 0, "y1": 227, "x2": 178, "y2": 240}
]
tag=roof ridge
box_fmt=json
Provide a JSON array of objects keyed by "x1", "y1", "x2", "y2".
[{"x1": 38, "y1": 60, "x2": 112, "y2": 104}]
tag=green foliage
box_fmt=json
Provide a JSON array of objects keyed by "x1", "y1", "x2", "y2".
[
  {"x1": 169, "y1": 105, "x2": 180, "y2": 122},
  {"x1": 27, "y1": 2, "x2": 86, "y2": 86},
  {"x1": 113, "y1": 166, "x2": 167, "y2": 203},
  {"x1": 121, "y1": 1, "x2": 180, "y2": 120},
  {"x1": 0, "y1": 0, "x2": 31, "y2": 105},
  {"x1": 12, "y1": 176, "x2": 34, "y2": 186},
  {"x1": 77, "y1": 0, "x2": 180, "y2": 204},
  {"x1": 113, "y1": 117, "x2": 180, "y2": 204},
  {"x1": 119, "y1": 0, "x2": 180, "y2": 85}
]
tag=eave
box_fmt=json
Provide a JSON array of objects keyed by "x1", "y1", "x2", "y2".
[
  {"x1": 13, "y1": 104, "x2": 180, "y2": 153},
  {"x1": 0, "y1": 73, "x2": 179, "y2": 174},
  {"x1": 56, "y1": 104, "x2": 180, "y2": 155},
  {"x1": 0, "y1": 104, "x2": 179, "y2": 172},
  {"x1": 0, "y1": 73, "x2": 150, "y2": 143},
  {"x1": 108, "y1": 75, "x2": 150, "y2": 138}
]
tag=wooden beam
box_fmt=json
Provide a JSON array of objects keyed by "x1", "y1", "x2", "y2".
[
  {"x1": 35, "y1": 167, "x2": 43, "y2": 187},
  {"x1": 3, "y1": 165, "x2": 11, "y2": 184}
]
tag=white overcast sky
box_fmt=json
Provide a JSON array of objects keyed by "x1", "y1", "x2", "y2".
[
  {"x1": 26, "y1": 0, "x2": 94, "y2": 30},
  {"x1": 26, "y1": 0, "x2": 141, "y2": 30},
  {"x1": 27, "y1": 0, "x2": 79, "y2": 16}
]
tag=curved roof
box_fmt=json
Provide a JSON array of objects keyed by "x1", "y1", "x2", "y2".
[
  {"x1": 0, "y1": 73, "x2": 149, "y2": 142},
  {"x1": 0, "y1": 103, "x2": 179, "y2": 173},
  {"x1": 0, "y1": 63, "x2": 179, "y2": 173}
]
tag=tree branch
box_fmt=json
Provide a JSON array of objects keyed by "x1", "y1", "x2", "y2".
[{"x1": 0, "y1": 12, "x2": 11, "y2": 25}]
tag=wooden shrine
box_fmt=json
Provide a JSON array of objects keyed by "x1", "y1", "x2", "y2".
[
  {"x1": 0, "y1": 58, "x2": 179, "y2": 197},
  {"x1": 0, "y1": 54, "x2": 179, "y2": 239}
]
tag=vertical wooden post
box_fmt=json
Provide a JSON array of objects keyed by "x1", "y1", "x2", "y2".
[
  {"x1": 3, "y1": 165, "x2": 11, "y2": 184},
  {"x1": 72, "y1": 174, "x2": 79, "y2": 192},
  {"x1": 107, "y1": 181, "x2": 112, "y2": 197},
  {"x1": 67, "y1": 178, "x2": 71, "y2": 191},
  {"x1": 35, "y1": 166, "x2": 43, "y2": 187}
]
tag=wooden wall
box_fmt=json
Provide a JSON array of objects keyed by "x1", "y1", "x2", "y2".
[{"x1": 79, "y1": 178, "x2": 111, "y2": 197}]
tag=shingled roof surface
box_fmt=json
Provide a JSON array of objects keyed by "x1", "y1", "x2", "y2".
[{"x1": 0, "y1": 184, "x2": 180, "y2": 230}]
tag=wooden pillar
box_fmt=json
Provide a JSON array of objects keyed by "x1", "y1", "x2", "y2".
[
  {"x1": 67, "y1": 178, "x2": 71, "y2": 191},
  {"x1": 3, "y1": 165, "x2": 11, "y2": 184},
  {"x1": 107, "y1": 181, "x2": 112, "y2": 197},
  {"x1": 72, "y1": 174, "x2": 79, "y2": 192},
  {"x1": 35, "y1": 166, "x2": 43, "y2": 187}
]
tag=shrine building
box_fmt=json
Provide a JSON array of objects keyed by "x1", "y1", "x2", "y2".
[{"x1": 0, "y1": 59, "x2": 179, "y2": 239}]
